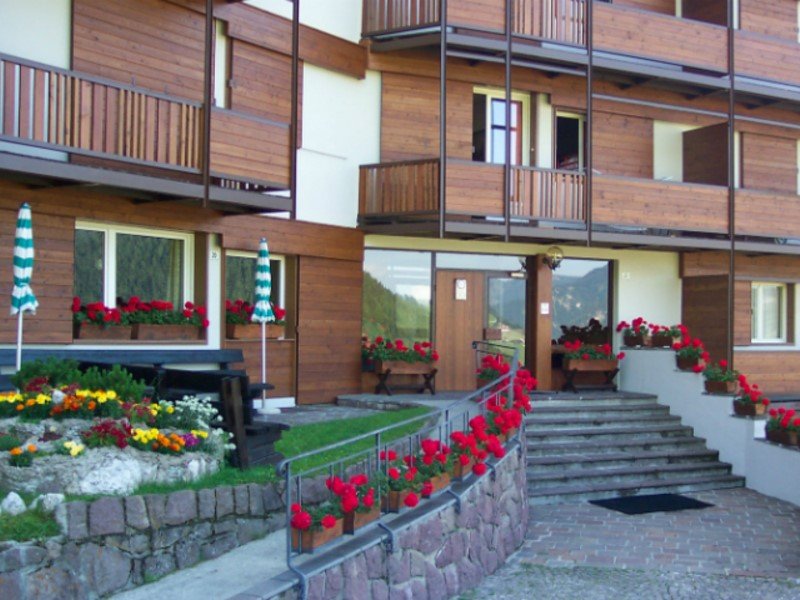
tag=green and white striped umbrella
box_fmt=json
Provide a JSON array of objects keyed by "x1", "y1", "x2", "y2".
[
  {"x1": 11, "y1": 203, "x2": 38, "y2": 371},
  {"x1": 251, "y1": 238, "x2": 275, "y2": 324}
]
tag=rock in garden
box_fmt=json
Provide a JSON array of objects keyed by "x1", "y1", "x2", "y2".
[
  {"x1": 31, "y1": 493, "x2": 66, "y2": 512},
  {"x1": 1, "y1": 492, "x2": 27, "y2": 516}
]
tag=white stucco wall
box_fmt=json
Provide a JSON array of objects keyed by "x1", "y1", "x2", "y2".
[
  {"x1": 244, "y1": 0, "x2": 362, "y2": 42},
  {"x1": 296, "y1": 67, "x2": 381, "y2": 227},
  {"x1": 535, "y1": 94, "x2": 554, "y2": 169}
]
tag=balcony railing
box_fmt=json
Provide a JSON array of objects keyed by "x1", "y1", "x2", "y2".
[
  {"x1": 511, "y1": 165, "x2": 585, "y2": 221},
  {"x1": 0, "y1": 53, "x2": 202, "y2": 172},
  {"x1": 513, "y1": 0, "x2": 586, "y2": 46},
  {"x1": 360, "y1": 158, "x2": 440, "y2": 214},
  {"x1": 362, "y1": 0, "x2": 441, "y2": 35},
  {"x1": 735, "y1": 189, "x2": 800, "y2": 239}
]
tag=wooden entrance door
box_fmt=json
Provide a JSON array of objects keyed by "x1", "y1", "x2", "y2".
[{"x1": 434, "y1": 270, "x2": 485, "y2": 391}]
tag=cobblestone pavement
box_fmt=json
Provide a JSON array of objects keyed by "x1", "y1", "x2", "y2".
[{"x1": 469, "y1": 488, "x2": 800, "y2": 599}]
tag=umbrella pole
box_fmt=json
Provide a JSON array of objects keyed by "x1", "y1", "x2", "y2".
[
  {"x1": 15, "y1": 312, "x2": 23, "y2": 371},
  {"x1": 261, "y1": 321, "x2": 267, "y2": 407}
]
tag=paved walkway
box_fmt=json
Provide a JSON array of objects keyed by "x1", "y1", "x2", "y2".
[{"x1": 470, "y1": 487, "x2": 800, "y2": 599}]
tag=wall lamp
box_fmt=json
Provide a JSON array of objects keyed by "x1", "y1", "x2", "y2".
[{"x1": 543, "y1": 246, "x2": 564, "y2": 271}]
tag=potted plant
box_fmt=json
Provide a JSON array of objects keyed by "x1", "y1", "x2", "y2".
[
  {"x1": 649, "y1": 323, "x2": 684, "y2": 348},
  {"x1": 126, "y1": 298, "x2": 209, "y2": 341},
  {"x1": 376, "y1": 460, "x2": 422, "y2": 512},
  {"x1": 414, "y1": 439, "x2": 452, "y2": 497},
  {"x1": 224, "y1": 299, "x2": 257, "y2": 339},
  {"x1": 616, "y1": 317, "x2": 648, "y2": 347},
  {"x1": 267, "y1": 305, "x2": 287, "y2": 339},
  {"x1": 366, "y1": 337, "x2": 439, "y2": 375},
  {"x1": 673, "y1": 337, "x2": 709, "y2": 371},
  {"x1": 325, "y1": 474, "x2": 379, "y2": 534},
  {"x1": 765, "y1": 407, "x2": 799, "y2": 446},
  {"x1": 476, "y1": 353, "x2": 511, "y2": 389},
  {"x1": 562, "y1": 341, "x2": 624, "y2": 371},
  {"x1": 557, "y1": 318, "x2": 609, "y2": 345},
  {"x1": 71, "y1": 297, "x2": 132, "y2": 341},
  {"x1": 289, "y1": 501, "x2": 343, "y2": 552},
  {"x1": 732, "y1": 375, "x2": 770, "y2": 417},
  {"x1": 702, "y1": 360, "x2": 739, "y2": 394}
]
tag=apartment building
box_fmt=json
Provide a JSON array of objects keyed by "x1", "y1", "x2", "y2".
[{"x1": 1, "y1": 0, "x2": 800, "y2": 400}]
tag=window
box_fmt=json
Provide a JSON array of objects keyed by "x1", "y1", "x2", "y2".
[
  {"x1": 74, "y1": 223, "x2": 194, "y2": 307},
  {"x1": 225, "y1": 251, "x2": 285, "y2": 308},
  {"x1": 751, "y1": 283, "x2": 787, "y2": 343},
  {"x1": 552, "y1": 259, "x2": 611, "y2": 343},
  {"x1": 472, "y1": 88, "x2": 531, "y2": 165},
  {"x1": 555, "y1": 112, "x2": 585, "y2": 171}
]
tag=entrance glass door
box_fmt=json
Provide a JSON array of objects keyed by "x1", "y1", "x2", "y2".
[{"x1": 487, "y1": 276, "x2": 526, "y2": 356}]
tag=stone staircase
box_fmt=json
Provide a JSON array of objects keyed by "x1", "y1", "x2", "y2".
[{"x1": 525, "y1": 393, "x2": 745, "y2": 505}]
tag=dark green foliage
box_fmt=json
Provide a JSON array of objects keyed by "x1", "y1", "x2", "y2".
[
  {"x1": 10, "y1": 358, "x2": 82, "y2": 390},
  {"x1": 0, "y1": 506, "x2": 60, "y2": 542},
  {"x1": 0, "y1": 433, "x2": 23, "y2": 452},
  {"x1": 362, "y1": 272, "x2": 430, "y2": 340},
  {"x1": 79, "y1": 365, "x2": 147, "y2": 403}
]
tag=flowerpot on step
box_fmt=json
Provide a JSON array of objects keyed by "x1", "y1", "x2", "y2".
[
  {"x1": 451, "y1": 457, "x2": 475, "y2": 480},
  {"x1": 650, "y1": 333, "x2": 677, "y2": 348},
  {"x1": 704, "y1": 380, "x2": 737, "y2": 394},
  {"x1": 343, "y1": 505, "x2": 380, "y2": 534},
  {"x1": 732, "y1": 401, "x2": 766, "y2": 417},
  {"x1": 422, "y1": 472, "x2": 451, "y2": 498},
  {"x1": 676, "y1": 356, "x2": 702, "y2": 371},
  {"x1": 381, "y1": 490, "x2": 412, "y2": 513},
  {"x1": 623, "y1": 334, "x2": 647, "y2": 347},
  {"x1": 291, "y1": 519, "x2": 344, "y2": 552}
]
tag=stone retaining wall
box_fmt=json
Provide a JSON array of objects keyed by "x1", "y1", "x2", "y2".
[
  {"x1": 0, "y1": 482, "x2": 285, "y2": 599},
  {"x1": 277, "y1": 444, "x2": 528, "y2": 600}
]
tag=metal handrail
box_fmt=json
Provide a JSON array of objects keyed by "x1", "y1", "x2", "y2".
[{"x1": 278, "y1": 347, "x2": 521, "y2": 579}]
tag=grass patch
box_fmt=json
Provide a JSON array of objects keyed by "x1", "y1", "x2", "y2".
[
  {"x1": 276, "y1": 406, "x2": 433, "y2": 475},
  {"x1": 0, "y1": 507, "x2": 61, "y2": 542},
  {"x1": 133, "y1": 463, "x2": 279, "y2": 496}
]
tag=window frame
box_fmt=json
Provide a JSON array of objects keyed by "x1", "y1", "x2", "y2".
[
  {"x1": 554, "y1": 110, "x2": 585, "y2": 172},
  {"x1": 751, "y1": 282, "x2": 788, "y2": 344},
  {"x1": 473, "y1": 86, "x2": 531, "y2": 166},
  {"x1": 75, "y1": 221, "x2": 195, "y2": 307},
  {"x1": 225, "y1": 250, "x2": 286, "y2": 308}
]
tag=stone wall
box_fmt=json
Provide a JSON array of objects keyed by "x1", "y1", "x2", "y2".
[
  {"x1": 279, "y1": 444, "x2": 528, "y2": 600},
  {"x1": 0, "y1": 482, "x2": 285, "y2": 599}
]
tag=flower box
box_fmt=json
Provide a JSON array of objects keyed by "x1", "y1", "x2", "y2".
[
  {"x1": 422, "y1": 472, "x2": 451, "y2": 498},
  {"x1": 704, "y1": 380, "x2": 737, "y2": 394},
  {"x1": 451, "y1": 457, "x2": 475, "y2": 480},
  {"x1": 343, "y1": 505, "x2": 380, "y2": 534},
  {"x1": 676, "y1": 356, "x2": 702, "y2": 371},
  {"x1": 765, "y1": 428, "x2": 799, "y2": 447},
  {"x1": 374, "y1": 360, "x2": 433, "y2": 375},
  {"x1": 291, "y1": 518, "x2": 344, "y2": 553},
  {"x1": 650, "y1": 333, "x2": 677, "y2": 348},
  {"x1": 381, "y1": 489, "x2": 413, "y2": 513},
  {"x1": 131, "y1": 323, "x2": 204, "y2": 341},
  {"x1": 499, "y1": 427, "x2": 519, "y2": 443},
  {"x1": 732, "y1": 401, "x2": 766, "y2": 417},
  {"x1": 563, "y1": 358, "x2": 619, "y2": 372},
  {"x1": 622, "y1": 334, "x2": 647, "y2": 347},
  {"x1": 225, "y1": 323, "x2": 261, "y2": 340},
  {"x1": 73, "y1": 322, "x2": 133, "y2": 341}
]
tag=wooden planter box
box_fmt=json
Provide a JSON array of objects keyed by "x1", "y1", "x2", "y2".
[
  {"x1": 422, "y1": 472, "x2": 451, "y2": 498},
  {"x1": 499, "y1": 427, "x2": 519, "y2": 443},
  {"x1": 766, "y1": 428, "x2": 799, "y2": 447},
  {"x1": 343, "y1": 505, "x2": 380, "y2": 534},
  {"x1": 225, "y1": 323, "x2": 285, "y2": 339},
  {"x1": 704, "y1": 380, "x2": 737, "y2": 394},
  {"x1": 291, "y1": 518, "x2": 343, "y2": 553},
  {"x1": 623, "y1": 334, "x2": 647, "y2": 347},
  {"x1": 650, "y1": 333, "x2": 678, "y2": 348},
  {"x1": 451, "y1": 457, "x2": 475, "y2": 480},
  {"x1": 131, "y1": 323, "x2": 204, "y2": 341},
  {"x1": 73, "y1": 322, "x2": 132, "y2": 341},
  {"x1": 733, "y1": 401, "x2": 767, "y2": 417},
  {"x1": 676, "y1": 356, "x2": 702, "y2": 371},
  {"x1": 564, "y1": 358, "x2": 618, "y2": 372},
  {"x1": 374, "y1": 360, "x2": 433, "y2": 375},
  {"x1": 381, "y1": 489, "x2": 413, "y2": 513}
]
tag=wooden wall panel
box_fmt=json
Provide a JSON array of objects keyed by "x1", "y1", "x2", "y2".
[
  {"x1": 448, "y1": 0, "x2": 505, "y2": 31},
  {"x1": 230, "y1": 41, "x2": 293, "y2": 123},
  {"x1": 73, "y1": 0, "x2": 206, "y2": 102},
  {"x1": 296, "y1": 257, "x2": 363, "y2": 404},
  {"x1": 592, "y1": 112, "x2": 653, "y2": 178},
  {"x1": 735, "y1": 352, "x2": 800, "y2": 394},
  {"x1": 682, "y1": 275, "x2": 729, "y2": 362},
  {"x1": 593, "y1": 176, "x2": 728, "y2": 233},
  {"x1": 683, "y1": 123, "x2": 728, "y2": 186},
  {"x1": 681, "y1": 0, "x2": 727, "y2": 26},
  {"x1": 445, "y1": 161, "x2": 504, "y2": 215},
  {"x1": 736, "y1": 190, "x2": 800, "y2": 238},
  {"x1": 739, "y1": 0, "x2": 797, "y2": 42},
  {"x1": 733, "y1": 280, "x2": 752, "y2": 347},
  {"x1": 615, "y1": 0, "x2": 675, "y2": 14},
  {"x1": 741, "y1": 133, "x2": 797, "y2": 194},
  {"x1": 380, "y1": 73, "x2": 472, "y2": 161},
  {"x1": 225, "y1": 339, "x2": 296, "y2": 398},
  {"x1": 593, "y1": 3, "x2": 728, "y2": 73},
  {"x1": 682, "y1": 252, "x2": 800, "y2": 280},
  {"x1": 735, "y1": 31, "x2": 800, "y2": 87}
]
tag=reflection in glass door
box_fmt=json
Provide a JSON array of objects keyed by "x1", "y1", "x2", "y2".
[{"x1": 487, "y1": 276, "x2": 526, "y2": 356}]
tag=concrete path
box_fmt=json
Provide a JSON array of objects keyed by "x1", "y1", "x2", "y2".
[{"x1": 470, "y1": 487, "x2": 800, "y2": 599}]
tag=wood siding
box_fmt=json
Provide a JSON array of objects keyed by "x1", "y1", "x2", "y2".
[
  {"x1": 592, "y1": 176, "x2": 728, "y2": 233},
  {"x1": 682, "y1": 275, "x2": 729, "y2": 362},
  {"x1": 449, "y1": 0, "x2": 506, "y2": 31},
  {"x1": 735, "y1": 190, "x2": 800, "y2": 239},
  {"x1": 682, "y1": 253, "x2": 800, "y2": 281},
  {"x1": 739, "y1": 0, "x2": 797, "y2": 42},
  {"x1": 297, "y1": 257, "x2": 363, "y2": 404},
  {"x1": 225, "y1": 339, "x2": 296, "y2": 398},
  {"x1": 683, "y1": 124, "x2": 728, "y2": 186},
  {"x1": 735, "y1": 352, "x2": 800, "y2": 394},
  {"x1": 593, "y1": 3, "x2": 728, "y2": 73},
  {"x1": 73, "y1": 0, "x2": 206, "y2": 102},
  {"x1": 736, "y1": 30, "x2": 800, "y2": 87},
  {"x1": 230, "y1": 41, "x2": 294, "y2": 124},
  {"x1": 741, "y1": 133, "x2": 797, "y2": 194},
  {"x1": 360, "y1": 159, "x2": 440, "y2": 215},
  {"x1": 593, "y1": 112, "x2": 653, "y2": 179},
  {"x1": 445, "y1": 161, "x2": 504, "y2": 215},
  {"x1": 734, "y1": 280, "x2": 752, "y2": 347},
  {"x1": 380, "y1": 73, "x2": 472, "y2": 161}
]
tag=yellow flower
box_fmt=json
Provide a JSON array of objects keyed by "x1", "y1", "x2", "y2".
[
  {"x1": 191, "y1": 430, "x2": 209, "y2": 439},
  {"x1": 166, "y1": 406, "x2": 175, "y2": 414},
  {"x1": 70, "y1": 445, "x2": 84, "y2": 457},
  {"x1": 107, "y1": 390, "x2": 117, "y2": 400}
]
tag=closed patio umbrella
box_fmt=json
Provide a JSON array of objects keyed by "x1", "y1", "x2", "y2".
[
  {"x1": 252, "y1": 238, "x2": 275, "y2": 410},
  {"x1": 10, "y1": 203, "x2": 38, "y2": 371}
]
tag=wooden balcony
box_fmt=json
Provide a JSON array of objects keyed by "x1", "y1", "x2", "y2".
[
  {"x1": 0, "y1": 53, "x2": 290, "y2": 196},
  {"x1": 593, "y1": 176, "x2": 728, "y2": 235},
  {"x1": 735, "y1": 30, "x2": 800, "y2": 88},
  {"x1": 735, "y1": 189, "x2": 800, "y2": 239}
]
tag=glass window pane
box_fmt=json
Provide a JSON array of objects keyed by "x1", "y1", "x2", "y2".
[
  {"x1": 753, "y1": 284, "x2": 783, "y2": 341},
  {"x1": 552, "y1": 259, "x2": 610, "y2": 343},
  {"x1": 116, "y1": 234, "x2": 184, "y2": 305},
  {"x1": 226, "y1": 256, "x2": 256, "y2": 302},
  {"x1": 74, "y1": 229, "x2": 105, "y2": 303},
  {"x1": 491, "y1": 130, "x2": 506, "y2": 163},
  {"x1": 487, "y1": 277, "x2": 526, "y2": 354},
  {"x1": 491, "y1": 99, "x2": 506, "y2": 126},
  {"x1": 363, "y1": 250, "x2": 431, "y2": 341}
]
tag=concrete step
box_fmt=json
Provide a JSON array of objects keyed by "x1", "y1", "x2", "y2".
[
  {"x1": 527, "y1": 403, "x2": 670, "y2": 419},
  {"x1": 527, "y1": 447, "x2": 720, "y2": 473},
  {"x1": 526, "y1": 423, "x2": 694, "y2": 444},
  {"x1": 530, "y1": 395, "x2": 657, "y2": 408},
  {"x1": 526, "y1": 436, "x2": 708, "y2": 457},
  {"x1": 529, "y1": 461, "x2": 732, "y2": 488},
  {"x1": 526, "y1": 413, "x2": 681, "y2": 429},
  {"x1": 528, "y1": 473, "x2": 745, "y2": 505}
]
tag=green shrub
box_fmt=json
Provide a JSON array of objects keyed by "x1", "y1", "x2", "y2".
[
  {"x1": 79, "y1": 365, "x2": 146, "y2": 403},
  {"x1": 10, "y1": 358, "x2": 82, "y2": 390},
  {"x1": 0, "y1": 433, "x2": 23, "y2": 452}
]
